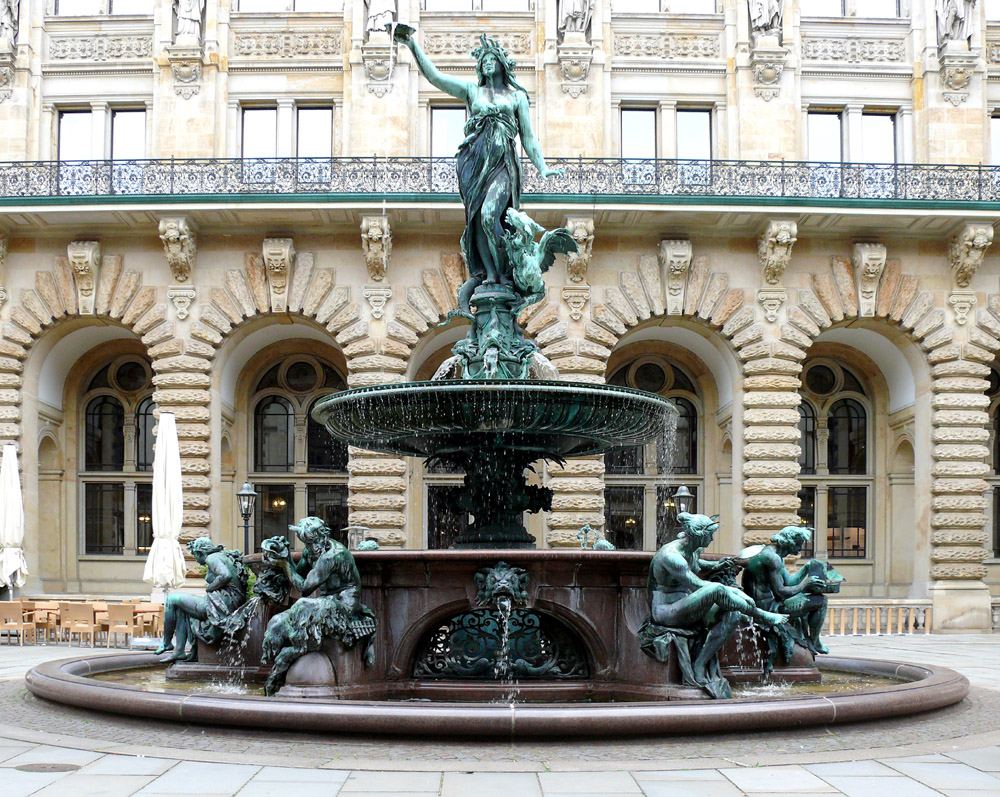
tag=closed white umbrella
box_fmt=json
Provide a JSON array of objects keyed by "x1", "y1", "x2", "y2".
[
  {"x1": 0, "y1": 444, "x2": 26, "y2": 591},
  {"x1": 143, "y1": 411, "x2": 187, "y2": 591}
]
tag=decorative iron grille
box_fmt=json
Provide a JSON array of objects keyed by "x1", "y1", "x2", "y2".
[{"x1": 2, "y1": 157, "x2": 999, "y2": 202}]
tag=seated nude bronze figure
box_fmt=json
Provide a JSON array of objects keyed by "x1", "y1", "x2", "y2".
[
  {"x1": 639, "y1": 512, "x2": 787, "y2": 698},
  {"x1": 742, "y1": 526, "x2": 840, "y2": 656}
]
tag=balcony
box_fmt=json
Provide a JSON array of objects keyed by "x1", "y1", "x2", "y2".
[{"x1": 1, "y1": 157, "x2": 998, "y2": 210}]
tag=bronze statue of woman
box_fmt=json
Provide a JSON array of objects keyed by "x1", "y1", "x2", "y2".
[{"x1": 395, "y1": 28, "x2": 563, "y2": 315}]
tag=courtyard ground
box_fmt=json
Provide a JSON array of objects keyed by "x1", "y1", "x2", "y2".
[{"x1": 0, "y1": 635, "x2": 998, "y2": 796}]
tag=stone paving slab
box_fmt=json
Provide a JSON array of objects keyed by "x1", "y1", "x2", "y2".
[{"x1": 0, "y1": 636, "x2": 998, "y2": 794}]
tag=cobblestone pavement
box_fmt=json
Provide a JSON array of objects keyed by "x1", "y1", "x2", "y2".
[{"x1": 0, "y1": 636, "x2": 998, "y2": 795}]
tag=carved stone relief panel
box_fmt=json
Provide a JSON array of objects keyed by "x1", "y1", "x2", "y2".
[
  {"x1": 659, "y1": 239, "x2": 692, "y2": 316},
  {"x1": 852, "y1": 242, "x2": 887, "y2": 318},
  {"x1": 564, "y1": 217, "x2": 594, "y2": 283},
  {"x1": 68, "y1": 241, "x2": 101, "y2": 315},
  {"x1": 263, "y1": 238, "x2": 295, "y2": 312},
  {"x1": 361, "y1": 216, "x2": 392, "y2": 282}
]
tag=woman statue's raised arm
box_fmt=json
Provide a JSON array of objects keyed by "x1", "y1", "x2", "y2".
[{"x1": 395, "y1": 26, "x2": 470, "y2": 104}]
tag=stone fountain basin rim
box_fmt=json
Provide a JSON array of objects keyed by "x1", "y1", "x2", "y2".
[
  {"x1": 310, "y1": 379, "x2": 677, "y2": 457},
  {"x1": 25, "y1": 653, "x2": 969, "y2": 738}
]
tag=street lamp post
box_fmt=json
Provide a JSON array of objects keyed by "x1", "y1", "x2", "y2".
[
  {"x1": 673, "y1": 485, "x2": 694, "y2": 516},
  {"x1": 236, "y1": 482, "x2": 258, "y2": 555}
]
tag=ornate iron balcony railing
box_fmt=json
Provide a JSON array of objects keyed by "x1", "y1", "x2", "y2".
[{"x1": 0, "y1": 156, "x2": 998, "y2": 203}]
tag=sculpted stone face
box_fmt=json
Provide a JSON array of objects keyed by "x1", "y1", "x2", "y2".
[{"x1": 480, "y1": 53, "x2": 497, "y2": 78}]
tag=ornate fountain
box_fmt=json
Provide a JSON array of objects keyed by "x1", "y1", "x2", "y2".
[{"x1": 24, "y1": 29, "x2": 970, "y2": 737}]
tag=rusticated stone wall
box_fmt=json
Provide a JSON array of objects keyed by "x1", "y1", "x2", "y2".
[
  {"x1": 791, "y1": 256, "x2": 999, "y2": 585},
  {"x1": 1, "y1": 257, "x2": 216, "y2": 556}
]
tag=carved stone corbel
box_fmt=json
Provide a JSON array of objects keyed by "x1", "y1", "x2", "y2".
[
  {"x1": 949, "y1": 223, "x2": 993, "y2": 288},
  {"x1": 939, "y1": 47, "x2": 978, "y2": 106},
  {"x1": 67, "y1": 240, "x2": 101, "y2": 315},
  {"x1": 750, "y1": 34, "x2": 787, "y2": 102},
  {"x1": 363, "y1": 285, "x2": 392, "y2": 320},
  {"x1": 360, "y1": 215, "x2": 392, "y2": 282},
  {"x1": 558, "y1": 31, "x2": 593, "y2": 98},
  {"x1": 564, "y1": 217, "x2": 594, "y2": 283},
  {"x1": 159, "y1": 217, "x2": 197, "y2": 282},
  {"x1": 658, "y1": 239, "x2": 692, "y2": 316},
  {"x1": 758, "y1": 220, "x2": 797, "y2": 286},
  {"x1": 168, "y1": 286, "x2": 196, "y2": 320},
  {"x1": 262, "y1": 238, "x2": 295, "y2": 313},
  {"x1": 852, "y1": 242, "x2": 887, "y2": 318},
  {"x1": 0, "y1": 51, "x2": 14, "y2": 105},
  {"x1": 561, "y1": 286, "x2": 590, "y2": 322},
  {"x1": 362, "y1": 39, "x2": 394, "y2": 97},
  {"x1": 167, "y1": 45, "x2": 202, "y2": 99}
]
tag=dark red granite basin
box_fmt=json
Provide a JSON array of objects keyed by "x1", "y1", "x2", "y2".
[{"x1": 25, "y1": 652, "x2": 969, "y2": 737}]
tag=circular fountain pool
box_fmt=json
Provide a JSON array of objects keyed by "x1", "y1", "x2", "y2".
[
  {"x1": 25, "y1": 552, "x2": 969, "y2": 738},
  {"x1": 26, "y1": 652, "x2": 968, "y2": 737}
]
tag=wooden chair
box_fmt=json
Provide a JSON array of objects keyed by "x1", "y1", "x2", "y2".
[
  {"x1": 57, "y1": 602, "x2": 74, "y2": 643},
  {"x1": 93, "y1": 601, "x2": 109, "y2": 644},
  {"x1": 106, "y1": 603, "x2": 138, "y2": 648},
  {"x1": 65, "y1": 603, "x2": 98, "y2": 647},
  {"x1": 31, "y1": 601, "x2": 59, "y2": 644},
  {"x1": 0, "y1": 601, "x2": 36, "y2": 645},
  {"x1": 134, "y1": 602, "x2": 163, "y2": 637}
]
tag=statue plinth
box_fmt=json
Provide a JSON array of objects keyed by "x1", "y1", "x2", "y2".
[{"x1": 452, "y1": 283, "x2": 538, "y2": 380}]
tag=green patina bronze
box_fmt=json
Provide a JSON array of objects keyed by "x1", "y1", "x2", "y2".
[
  {"x1": 413, "y1": 561, "x2": 589, "y2": 680},
  {"x1": 156, "y1": 537, "x2": 249, "y2": 663},
  {"x1": 741, "y1": 527, "x2": 843, "y2": 663},
  {"x1": 395, "y1": 27, "x2": 577, "y2": 379},
  {"x1": 259, "y1": 517, "x2": 377, "y2": 696},
  {"x1": 639, "y1": 513, "x2": 789, "y2": 699}
]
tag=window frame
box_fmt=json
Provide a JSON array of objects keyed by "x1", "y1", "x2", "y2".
[
  {"x1": 246, "y1": 356, "x2": 349, "y2": 551},
  {"x1": 603, "y1": 356, "x2": 704, "y2": 551},
  {"x1": 78, "y1": 358, "x2": 154, "y2": 558},
  {"x1": 798, "y1": 360, "x2": 873, "y2": 560}
]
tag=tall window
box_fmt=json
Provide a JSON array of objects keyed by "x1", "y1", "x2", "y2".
[
  {"x1": 800, "y1": 0, "x2": 844, "y2": 13},
  {"x1": 677, "y1": 110, "x2": 711, "y2": 160},
  {"x1": 621, "y1": 109, "x2": 656, "y2": 159},
  {"x1": 604, "y1": 356, "x2": 702, "y2": 549},
  {"x1": 242, "y1": 108, "x2": 278, "y2": 159},
  {"x1": 808, "y1": 112, "x2": 842, "y2": 163},
  {"x1": 856, "y1": 0, "x2": 898, "y2": 16},
  {"x1": 431, "y1": 107, "x2": 467, "y2": 158},
  {"x1": 111, "y1": 110, "x2": 146, "y2": 161},
  {"x1": 860, "y1": 113, "x2": 896, "y2": 164},
  {"x1": 55, "y1": 0, "x2": 102, "y2": 15},
  {"x1": 297, "y1": 108, "x2": 333, "y2": 158},
  {"x1": 249, "y1": 357, "x2": 349, "y2": 550},
  {"x1": 991, "y1": 117, "x2": 1000, "y2": 166},
  {"x1": 797, "y1": 360, "x2": 871, "y2": 559},
  {"x1": 81, "y1": 357, "x2": 155, "y2": 556},
  {"x1": 59, "y1": 111, "x2": 92, "y2": 160}
]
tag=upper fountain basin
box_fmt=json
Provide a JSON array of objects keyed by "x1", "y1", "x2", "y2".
[{"x1": 311, "y1": 379, "x2": 676, "y2": 460}]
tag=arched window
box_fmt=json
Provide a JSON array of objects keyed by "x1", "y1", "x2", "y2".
[
  {"x1": 85, "y1": 396, "x2": 124, "y2": 471},
  {"x1": 81, "y1": 356, "x2": 154, "y2": 556},
  {"x1": 307, "y1": 398, "x2": 348, "y2": 472},
  {"x1": 828, "y1": 398, "x2": 867, "y2": 475},
  {"x1": 659, "y1": 396, "x2": 698, "y2": 474},
  {"x1": 602, "y1": 355, "x2": 704, "y2": 550},
  {"x1": 254, "y1": 397, "x2": 294, "y2": 472},
  {"x1": 798, "y1": 402, "x2": 817, "y2": 475},
  {"x1": 798, "y1": 359, "x2": 870, "y2": 560},
  {"x1": 247, "y1": 356, "x2": 349, "y2": 550},
  {"x1": 135, "y1": 396, "x2": 155, "y2": 472}
]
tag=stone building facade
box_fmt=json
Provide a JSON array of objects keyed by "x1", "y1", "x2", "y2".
[{"x1": 1, "y1": 0, "x2": 999, "y2": 630}]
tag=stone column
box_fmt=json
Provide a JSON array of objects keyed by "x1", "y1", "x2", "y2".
[
  {"x1": 741, "y1": 220, "x2": 805, "y2": 545},
  {"x1": 925, "y1": 224, "x2": 997, "y2": 630}
]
